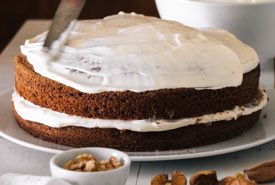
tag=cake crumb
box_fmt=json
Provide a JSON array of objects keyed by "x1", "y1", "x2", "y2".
[{"x1": 91, "y1": 67, "x2": 101, "y2": 72}]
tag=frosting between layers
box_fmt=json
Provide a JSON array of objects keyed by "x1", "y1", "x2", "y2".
[
  {"x1": 12, "y1": 90, "x2": 267, "y2": 132},
  {"x1": 20, "y1": 12, "x2": 259, "y2": 93}
]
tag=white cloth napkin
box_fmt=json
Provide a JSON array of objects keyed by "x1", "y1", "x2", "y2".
[{"x1": 0, "y1": 173, "x2": 72, "y2": 185}]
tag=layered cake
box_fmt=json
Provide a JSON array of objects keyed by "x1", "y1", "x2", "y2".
[{"x1": 12, "y1": 12, "x2": 267, "y2": 151}]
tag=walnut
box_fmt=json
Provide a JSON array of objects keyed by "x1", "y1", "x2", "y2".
[
  {"x1": 63, "y1": 153, "x2": 122, "y2": 172},
  {"x1": 172, "y1": 171, "x2": 187, "y2": 185},
  {"x1": 151, "y1": 174, "x2": 168, "y2": 185},
  {"x1": 110, "y1": 156, "x2": 121, "y2": 168},
  {"x1": 219, "y1": 174, "x2": 257, "y2": 185},
  {"x1": 83, "y1": 160, "x2": 96, "y2": 172},
  {"x1": 151, "y1": 171, "x2": 186, "y2": 185},
  {"x1": 244, "y1": 160, "x2": 275, "y2": 183},
  {"x1": 190, "y1": 170, "x2": 218, "y2": 185}
]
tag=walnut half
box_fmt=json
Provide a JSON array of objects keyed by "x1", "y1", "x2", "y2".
[
  {"x1": 244, "y1": 160, "x2": 275, "y2": 183},
  {"x1": 219, "y1": 173, "x2": 257, "y2": 185},
  {"x1": 151, "y1": 174, "x2": 168, "y2": 185},
  {"x1": 151, "y1": 171, "x2": 187, "y2": 185},
  {"x1": 190, "y1": 170, "x2": 218, "y2": 185}
]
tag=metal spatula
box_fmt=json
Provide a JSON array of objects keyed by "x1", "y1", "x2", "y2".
[{"x1": 43, "y1": 0, "x2": 86, "y2": 50}]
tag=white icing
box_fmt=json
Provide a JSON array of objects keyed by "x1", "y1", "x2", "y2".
[
  {"x1": 20, "y1": 12, "x2": 259, "y2": 93},
  {"x1": 12, "y1": 90, "x2": 267, "y2": 132}
]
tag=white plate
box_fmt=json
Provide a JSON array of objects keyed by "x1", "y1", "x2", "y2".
[{"x1": 0, "y1": 89, "x2": 274, "y2": 161}]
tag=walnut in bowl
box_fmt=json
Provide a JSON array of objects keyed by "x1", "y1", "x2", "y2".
[{"x1": 50, "y1": 147, "x2": 131, "y2": 185}]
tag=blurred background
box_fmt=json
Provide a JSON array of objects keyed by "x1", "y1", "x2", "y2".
[{"x1": 0, "y1": 0, "x2": 159, "y2": 53}]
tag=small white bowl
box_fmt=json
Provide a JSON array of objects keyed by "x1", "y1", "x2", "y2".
[
  {"x1": 155, "y1": 0, "x2": 275, "y2": 63},
  {"x1": 50, "y1": 147, "x2": 131, "y2": 185}
]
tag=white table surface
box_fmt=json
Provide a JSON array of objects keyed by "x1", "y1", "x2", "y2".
[{"x1": 0, "y1": 20, "x2": 274, "y2": 185}]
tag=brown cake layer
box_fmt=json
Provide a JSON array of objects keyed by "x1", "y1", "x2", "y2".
[
  {"x1": 12, "y1": 104, "x2": 261, "y2": 151},
  {"x1": 14, "y1": 54, "x2": 260, "y2": 120}
]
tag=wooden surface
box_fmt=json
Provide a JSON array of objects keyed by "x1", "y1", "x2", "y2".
[
  {"x1": 0, "y1": 20, "x2": 274, "y2": 184},
  {"x1": 0, "y1": 0, "x2": 159, "y2": 53}
]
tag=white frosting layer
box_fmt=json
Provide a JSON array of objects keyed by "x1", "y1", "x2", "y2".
[
  {"x1": 12, "y1": 90, "x2": 267, "y2": 132},
  {"x1": 20, "y1": 12, "x2": 259, "y2": 93}
]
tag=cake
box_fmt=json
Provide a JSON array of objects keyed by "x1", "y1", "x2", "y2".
[{"x1": 12, "y1": 12, "x2": 267, "y2": 151}]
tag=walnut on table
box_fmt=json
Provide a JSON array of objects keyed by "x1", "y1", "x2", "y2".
[
  {"x1": 219, "y1": 173, "x2": 257, "y2": 185},
  {"x1": 151, "y1": 171, "x2": 255, "y2": 185},
  {"x1": 151, "y1": 173, "x2": 168, "y2": 185},
  {"x1": 151, "y1": 171, "x2": 187, "y2": 185},
  {"x1": 151, "y1": 160, "x2": 275, "y2": 185},
  {"x1": 244, "y1": 160, "x2": 275, "y2": 183},
  {"x1": 190, "y1": 170, "x2": 218, "y2": 185}
]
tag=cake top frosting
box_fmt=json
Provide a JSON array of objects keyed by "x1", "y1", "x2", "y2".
[{"x1": 20, "y1": 12, "x2": 259, "y2": 93}]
